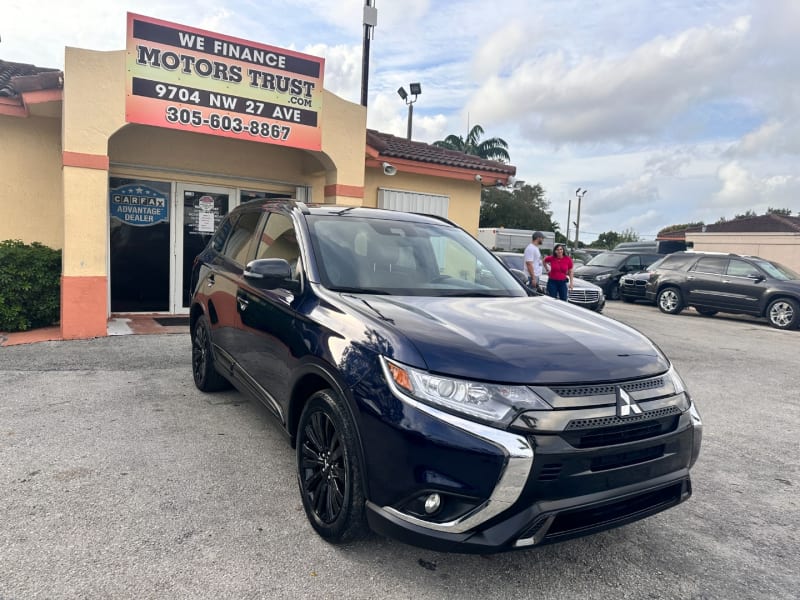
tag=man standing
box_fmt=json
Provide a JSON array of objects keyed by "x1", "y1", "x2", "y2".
[{"x1": 524, "y1": 231, "x2": 545, "y2": 287}]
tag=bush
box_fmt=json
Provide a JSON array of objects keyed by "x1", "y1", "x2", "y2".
[{"x1": 0, "y1": 240, "x2": 62, "y2": 332}]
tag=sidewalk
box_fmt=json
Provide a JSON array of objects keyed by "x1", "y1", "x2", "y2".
[{"x1": 0, "y1": 315, "x2": 188, "y2": 347}]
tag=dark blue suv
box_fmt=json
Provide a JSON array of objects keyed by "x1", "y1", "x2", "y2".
[{"x1": 190, "y1": 200, "x2": 702, "y2": 552}]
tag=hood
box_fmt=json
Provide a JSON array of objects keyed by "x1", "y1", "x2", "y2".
[
  {"x1": 337, "y1": 294, "x2": 668, "y2": 385},
  {"x1": 575, "y1": 265, "x2": 615, "y2": 277}
]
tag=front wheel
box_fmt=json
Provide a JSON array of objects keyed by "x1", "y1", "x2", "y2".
[
  {"x1": 297, "y1": 389, "x2": 368, "y2": 543},
  {"x1": 191, "y1": 314, "x2": 230, "y2": 392},
  {"x1": 766, "y1": 298, "x2": 799, "y2": 330},
  {"x1": 657, "y1": 287, "x2": 684, "y2": 315}
]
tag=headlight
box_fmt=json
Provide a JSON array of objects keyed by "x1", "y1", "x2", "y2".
[
  {"x1": 381, "y1": 357, "x2": 552, "y2": 426},
  {"x1": 666, "y1": 364, "x2": 687, "y2": 395},
  {"x1": 595, "y1": 273, "x2": 611, "y2": 281}
]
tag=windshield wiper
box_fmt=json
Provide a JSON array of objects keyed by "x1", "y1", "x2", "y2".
[{"x1": 328, "y1": 286, "x2": 390, "y2": 295}]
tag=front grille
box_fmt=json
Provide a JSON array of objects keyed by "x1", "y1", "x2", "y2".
[
  {"x1": 544, "y1": 482, "x2": 685, "y2": 539},
  {"x1": 568, "y1": 289, "x2": 600, "y2": 303},
  {"x1": 551, "y1": 377, "x2": 665, "y2": 398},
  {"x1": 538, "y1": 463, "x2": 563, "y2": 481},
  {"x1": 565, "y1": 406, "x2": 681, "y2": 430},
  {"x1": 561, "y1": 414, "x2": 680, "y2": 448}
]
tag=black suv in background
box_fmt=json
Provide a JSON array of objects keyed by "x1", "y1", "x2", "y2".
[
  {"x1": 575, "y1": 252, "x2": 663, "y2": 300},
  {"x1": 189, "y1": 200, "x2": 702, "y2": 552},
  {"x1": 646, "y1": 252, "x2": 800, "y2": 329}
]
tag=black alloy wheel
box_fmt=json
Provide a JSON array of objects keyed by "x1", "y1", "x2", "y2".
[
  {"x1": 191, "y1": 315, "x2": 230, "y2": 392},
  {"x1": 297, "y1": 390, "x2": 367, "y2": 543},
  {"x1": 766, "y1": 297, "x2": 799, "y2": 330},
  {"x1": 657, "y1": 287, "x2": 684, "y2": 315}
]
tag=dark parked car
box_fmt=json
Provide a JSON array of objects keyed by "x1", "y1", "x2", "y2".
[
  {"x1": 646, "y1": 251, "x2": 800, "y2": 329},
  {"x1": 575, "y1": 252, "x2": 663, "y2": 300},
  {"x1": 494, "y1": 251, "x2": 605, "y2": 311},
  {"x1": 619, "y1": 256, "x2": 672, "y2": 304},
  {"x1": 190, "y1": 200, "x2": 702, "y2": 552}
]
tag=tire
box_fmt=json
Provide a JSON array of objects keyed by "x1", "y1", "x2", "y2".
[
  {"x1": 657, "y1": 287, "x2": 684, "y2": 315},
  {"x1": 766, "y1": 297, "x2": 800, "y2": 330},
  {"x1": 191, "y1": 314, "x2": 231, "y2": 392},
  {"x1": 608, "y1": 283, "x2": 621, "y2": 301},
  {"x1": 695, "y1": 307, "x2": 718, "y2": 317},
  {"x1": 297, "y1": 389, "x2": 368, "y2": 543}
]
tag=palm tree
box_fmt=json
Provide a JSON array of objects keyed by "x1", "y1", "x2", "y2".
[{"x1": 433, "y1": 125, "x2": 510, "y2": 162}]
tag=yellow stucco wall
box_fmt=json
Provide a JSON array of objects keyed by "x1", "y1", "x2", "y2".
[
  {"x1": 686, "y1": 232, "x2": 800, "y2": 273},
  {"x1": 363, "y1": 168, "x2": 482, "y2": 235},
  {"x1": 0, "y1": 114, "x2": 63, "y2": 248}
]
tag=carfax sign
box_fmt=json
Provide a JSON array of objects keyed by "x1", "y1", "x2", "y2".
[
  {"x1": 110, "y1": 184, "x2": 169, "y2": 226},
  {"x1": 125, "y1": 13, "x2": 325, "y2": 150}
]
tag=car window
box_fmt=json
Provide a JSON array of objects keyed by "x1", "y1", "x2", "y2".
[
  {"x1": 307, "y1": 215, "x2": 526, "y2": 296},
  {"x1": 255, "y1": 213, "x2": 301, "y2": 279},
  {"x1": 655, "y1": 254, "x2": 694, "y2": 271},
  {"x1": 726, "y1": 259, "x2": 760, "y2": 278},
  {"x1": 625, "y1": 255, "x2": 642, "y2": 268},
  {"x1": 498, "y1": 254, "x2": 524, "y2": 271},
  {"x1": 586, "y1": 253, "x2": 626, "y2": 268},
  {"x1": 751, "y1": 259, "x2": 799, "y2": 280},
  {"x1": 211, "y1": 215, "x2": 236, "y2": 252},
  {"x1": 642, "y1": 254, "x2": 662, "y2": 267},
  {"x1": 222, "y1": 210, "x2": 261, "y2": 266},
  {"x1": 693, "y1": 257, "x2": 728, "y2": 275}
]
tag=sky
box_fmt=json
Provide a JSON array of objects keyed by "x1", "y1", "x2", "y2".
[{"x1": 4, "y1": 0, "x2": 800, "y2": 242}]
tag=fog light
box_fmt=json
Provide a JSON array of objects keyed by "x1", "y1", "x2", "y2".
[{"x1": 424, "y1": 493, "x2": 441, "y2": 514}]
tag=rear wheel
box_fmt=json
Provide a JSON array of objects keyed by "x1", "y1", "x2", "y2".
[
  {"x1": 191, "y1": 315, "x2": 230, "y2": 392},
  {"x1": 766, "y1": 298, "x2": 799, "y2": 330},
  {"x1": 657, "y1": 287, "x2": 684, "y2": 315},
  {"x1": 695, "y1": 307, "x2": 718, "y2": 317},
  {"x1": 297, "y1": 389, "x2": 368, "y2": 543}
]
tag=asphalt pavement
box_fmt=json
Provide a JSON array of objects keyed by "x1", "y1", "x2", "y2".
[{"x1": 1, "y1": 303, "x2": 798, "y2": 599}]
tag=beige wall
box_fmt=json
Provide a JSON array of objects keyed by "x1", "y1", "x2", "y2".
[
  {"x1": 687, "y1": 232, "x2": 800, "y2": 273},
  {"x1": 0, "y1": 114, "x2": 63, "y2": 248},
  {"x1": 363, "y1": 168, "x2": 482, "y2": 235}
]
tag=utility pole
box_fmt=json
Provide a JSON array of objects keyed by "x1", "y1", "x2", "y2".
[
  {"x1": 360, "y1": 1, "x2": 377, "y2": 107},
  {"x1": 565, "y1": 198, "x2": 572, "y2": 252},
  {"x1": 574, "y1": 188, "x2": 587, "y2": 250}
]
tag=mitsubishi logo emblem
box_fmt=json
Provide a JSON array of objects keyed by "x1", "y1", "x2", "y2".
[{"x1": 616, "y1": 387, "x2": 643, "y2": 418}]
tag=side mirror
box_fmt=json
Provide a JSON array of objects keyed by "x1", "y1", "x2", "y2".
[
  {"x1": 244, "y1": 258, "x2": 297, "y2": 291},
  {"x1": 748, "y1": 273, "x2": 765, "y2": 283}
]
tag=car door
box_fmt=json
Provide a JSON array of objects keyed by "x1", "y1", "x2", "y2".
[
  {"x1": 211, "y1": 209, "x2": 263, "y2": 365},
  {"x1": 234, "y1": 211, "x2": 304, "y2": 420},
  {"x1": 719, "y1": 258, "x2": 768, "y2": 313},
  {"x1": 686, "y1": 256, "x2": 729, "y2": 307}
]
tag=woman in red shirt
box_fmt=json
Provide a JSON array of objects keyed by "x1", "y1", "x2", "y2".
[{"x1": 543, "y1": 244, "x2": 574, "y2": 301}]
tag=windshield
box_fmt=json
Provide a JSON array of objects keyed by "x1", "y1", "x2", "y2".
[
  {"x1": 752, "y1": 259, "x2": 799, "y2": 281},
  {"x1": 307, "y1": 215, "x2": 528, "y2": 297},
  {"x1": 586, "y1": 253, "x2": 626, "y2": 268}
]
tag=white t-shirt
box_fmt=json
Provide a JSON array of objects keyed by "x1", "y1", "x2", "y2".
[{"x1": 524, "y1": 242, "x2": 543, "y2": 278}]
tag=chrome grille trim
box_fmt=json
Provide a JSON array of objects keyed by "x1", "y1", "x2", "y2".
[{"x1": 551, "y1": 377, "x2": 665, "y2": 397}]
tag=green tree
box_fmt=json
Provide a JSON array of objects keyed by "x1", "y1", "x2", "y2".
[
  {"x1": 657, "y1": 222, "x2": 705, "y2": 237},
  {"x1": 589, "y1": 229, "x2": 640, "y2": 250},
  {"x1": 734, "y1": 209, "x2": 757, "y2": 220},
  {"x1": 479, "y1": 184, "x2": 558, "y2": 231},
  {"x1": 767, "y1": 207, "x2": 793, "y2": 216},
  {"x1": 433, "y1": 125, "x2": 510, "y2": 162}
]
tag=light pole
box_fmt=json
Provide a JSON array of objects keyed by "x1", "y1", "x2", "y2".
[
  {"x1": 397, "y1": 83, "x2": 421, "y2": 140},
  {"x1": 574, "y1": 188, "x2": 587, "y2": 251},
  {"x1": 565, "y1": 198, "x2": 572, "y2": 253}
]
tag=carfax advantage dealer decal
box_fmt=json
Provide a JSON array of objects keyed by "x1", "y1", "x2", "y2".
[{"x1": 126, "y1": 13, "x2": 324, "y2": 150}]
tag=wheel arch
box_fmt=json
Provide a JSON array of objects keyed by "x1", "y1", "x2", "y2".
[{"x1": 760, "y1": 293, "x2": 799, "y2": 317}]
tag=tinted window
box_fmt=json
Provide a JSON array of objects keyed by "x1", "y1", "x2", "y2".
[
  {"x1": 255, "y1": 213, "x2": 301, "y2": 278},
  {"x1": 586, "y1": 253, "x2": 627, "y2": 268},
  {"x1": 625, "y1": 255, "x2": 643, "y2": 268},
  {"x1": 211, "y1": 215, "x2": 236, "y2": 252},
  {"x1": 222, "y1": 211, "x2": 261, "y2": 265},
  {"x1": 642, "y1": 254, "x2": 663, "y2": 267},
  {"x1": 694, "y1": 257, "x2": 728, "y2": 275},
  {"x1": 498, "y1": 254, "x2": 524, "y2": 271},
  {"x1": 727, "y1": 259, "x2": 760, "y2": 278},
  {"x1": 751, "y1": 259, "x2": 799, "y2": 281},
  {"x1": 654, "y1": 254, "x2": 694, "y2": 271}
]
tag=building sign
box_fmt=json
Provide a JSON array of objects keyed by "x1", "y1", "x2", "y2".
[
  {"x1": 126, "y1": 13, "x2": 325, "y2": 150},
  {"x1": 110, "y1": 184, "x2": 169, "y2": 226}
]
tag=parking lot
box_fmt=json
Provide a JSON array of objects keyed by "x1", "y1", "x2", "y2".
[{"x1": 1, "y1": 302, "x2": 798, "y2": 599}]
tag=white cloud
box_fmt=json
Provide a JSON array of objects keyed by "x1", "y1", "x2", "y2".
[{"x1": 303, "y1": 43, "x2": 362, "y2": 103}]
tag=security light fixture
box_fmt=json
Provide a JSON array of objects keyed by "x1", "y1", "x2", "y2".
[
  {"x1": 397, "y1": 86, "x2": 408, "y2": 100},
  {"x1": 409, "y1": 82, "x2": 422, "y2": 96},
  {"x1": 398, "y1": 82, "x2": 422, "y2": 140}
]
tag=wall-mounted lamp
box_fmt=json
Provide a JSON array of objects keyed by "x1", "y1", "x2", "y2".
[{"x1": 474, "y1": 174, "x2": 483, "y2": 183}]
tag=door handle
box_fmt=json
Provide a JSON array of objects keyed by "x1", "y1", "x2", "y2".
[
  {"x1": 237, "y1": 297, "x2": 249, "y2": 311},
  {"x1": 207, "y1": 274, "x2": 216, "y2": 287},
  {"x1": 686, "y1": 275, "x2": 695, "y2": 280},
  {"x1": 722, "y1": 279, "x2": 730, "y2": 284}
]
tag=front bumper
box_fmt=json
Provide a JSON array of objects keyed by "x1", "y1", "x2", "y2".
[{"x1": 354, "y1": 373, "x2": 701, "y2": 553}]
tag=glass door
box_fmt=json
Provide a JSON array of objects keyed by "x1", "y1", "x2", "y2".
[{"x1": 174, "y1": 184, "x2": 234, "y2": 313}]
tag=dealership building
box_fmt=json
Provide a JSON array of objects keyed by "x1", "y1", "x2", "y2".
[{"x1": 0, "y1": 14, "x2": 515, "y2": 340}]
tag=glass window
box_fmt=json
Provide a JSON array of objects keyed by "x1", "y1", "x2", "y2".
[
  {"x1": 751, "y1": 259, "x2": 799, "y2": 281},
  {"x1": 586, "y1": 253, "x2": 627, "y2": 268},
  {"x1": 255, "y1": 214, "x2": 301, "y2": 278},
  {"x1": 222, "y1": 211, "x2": 261, "y2": 266},
  {"x1": 625, "y1": 255, "x2": 642, "y2": 268},
  {"x1": 694, "y1": 257, "x2": 728, "y2": 275},
  {"x1": 727, "y1": 259, "x2": 760, "y2": 278},
  {"x1": 211, "y1": 215, "x2": 236, "y2": 252},
  {"x1": 654, "y1": 254, "x2": 694, "y2": 271}
]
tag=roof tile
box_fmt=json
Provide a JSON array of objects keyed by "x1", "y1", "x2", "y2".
[{"x1": 0, "y1": 59, "x2": 61, "y2": 97}]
